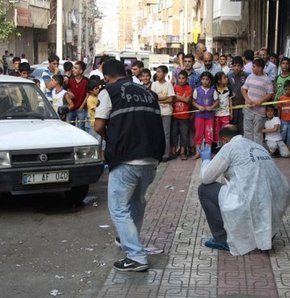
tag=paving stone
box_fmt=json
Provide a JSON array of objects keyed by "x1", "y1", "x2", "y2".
[{"x1": 97, "y1": 158, "x2": 290, "y2": 297}]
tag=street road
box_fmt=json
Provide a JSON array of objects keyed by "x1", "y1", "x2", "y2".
[
  {"x1": 0, "y1": 170, "x2": 120, "y2": 298},
  {"x1": 0, "y1": 164, "x2": 166, "y2": 298}
]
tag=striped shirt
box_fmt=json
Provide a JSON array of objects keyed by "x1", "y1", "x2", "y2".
[{"x1": 241, "y1": 73, "x2": 273, "y2": 115}]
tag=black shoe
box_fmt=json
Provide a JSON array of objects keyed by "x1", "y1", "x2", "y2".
[
  {"x1": 113, "y1": 257, "x2": 148, "y2": 272},
  {"x1": 115, "y1": 237, "x2": 122, "y2": 248},
  {"x1": 161, "y1": 157, "x2": 169, "y2": 162},
  {"x1": 204, "y1": 238, "x2": 229, "y2": 251}
]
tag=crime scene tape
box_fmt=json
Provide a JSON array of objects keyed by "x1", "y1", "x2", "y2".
[{"x1": 66, "y1": 98, "x2": 290, "y2": 123}]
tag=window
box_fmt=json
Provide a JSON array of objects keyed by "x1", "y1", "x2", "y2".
[{"x1": 29, "y1": 0, "x2": 49, "y2": 9}]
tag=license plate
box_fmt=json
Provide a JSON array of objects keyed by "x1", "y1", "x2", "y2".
[{"x1": 22, "y1": 171, "x2": 69, "y2": 185}]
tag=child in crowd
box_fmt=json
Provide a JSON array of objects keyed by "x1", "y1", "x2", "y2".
[
  {"x1": 63, "y1": 61, "x2": 73, "y2": 89},
  {"x1": 19, "y1": 62, "x2": 31, "y2": 79},
  {"x1": 241, "y1": 58, "x2": 274, "y2": 145},
  {"x1": 140, "y1": 68, "x2": 152, "y2": 89},
  {"x1": 171, "y1": 51, "x2": 185, "y2": 85},
  {"x1": 171, "y1": 70, "x2": 193, "y2": 160},
  {"x1": 213, "y1": 72, "x2": 232, "y2": 148},
  {"x1": 278, "y1": 80, "x2": 290, "y2": 150},
  {"x1": 86, "y1": 76, "x2": 106, "y2": 159},
  {"x1": 227, "y1": 56, "x2": 249, "y2": 135},
  {"x1": 275, "y1": 57, "x2": 290, "y2": 101},
  {"x1": 51, "y1": 74, "x2": 74, "y2": 119},
  {"x1": 151, "y1": 65, "x2": 175, "y2": 162},
  {"x1": 261, "y1": 105, "x2": 289, "y2": 157},
  {"x1": 192, "y1": 71, "x2": 219, "y2": 159}
]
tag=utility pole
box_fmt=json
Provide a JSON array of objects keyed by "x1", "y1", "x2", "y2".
[
  {"x1": 56, "y1": 0, "x2": 63, "y2": 59},
  {"x1": 184, "y1": 0, "x2": 188, "y2": 53},
  {"x1": 78, "y1": 0, "x2": 83, "y2": 60},
  {"x1": 205, "y1": 0, "x2": 213, "y2": 53},
  {"x1": 85, "y1": 0, "x2": 89, "y2": 59}
]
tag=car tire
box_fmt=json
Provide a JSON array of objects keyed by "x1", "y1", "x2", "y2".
[{"x1": 65, "y1": 185, "x2": 89, "y2": 205}]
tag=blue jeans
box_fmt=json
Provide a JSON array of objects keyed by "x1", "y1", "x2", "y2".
[
  {"x1": 108, "y1": 164, "x2": 156, "y2": 264},
  {"x1": 67, "y1": 109, "x2": 86, "y2": 131},
  {"x1": 281, "y1": 120, "x2": 290, "y2": 147}
]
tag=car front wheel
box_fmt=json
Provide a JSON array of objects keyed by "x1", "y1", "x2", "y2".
[{"x1": 65, "y1": 185, "x2": 89, "y2": 205}]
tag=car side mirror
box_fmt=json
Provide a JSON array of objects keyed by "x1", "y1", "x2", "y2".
[{"x1": 58, "y1": 105, "x2": 69, "y2": 115}]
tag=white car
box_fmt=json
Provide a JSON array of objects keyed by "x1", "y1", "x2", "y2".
[{"x1": 0, "y1": 76, "x2": 104, "y2": 204}]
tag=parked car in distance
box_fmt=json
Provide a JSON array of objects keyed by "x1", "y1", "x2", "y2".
[{"x1": 0, "y1": 75, "x2": 104, "y2": 204}]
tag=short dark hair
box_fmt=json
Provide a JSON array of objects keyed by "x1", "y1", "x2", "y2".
[
  {"x1": 200, "y1": 71, "x2": 213, "y2": 83},
  {"x1": 184, "y1": 53, "x2": 195, "y2": 61},
  {"x1": 284, "y1": 80, "x2": 290, "y2": 89},
  {"x1": 266, "y1": 105, "x2": 275, "y2": 111},
  {"x1": 253, "y1": 58, "x2": 265, "y2": 69},
  {"x1": 63, "y1": 61, "x2": 73, "y2": 72},
  {"x1": 19, "y1": 62, "x2": 30, "y2": 73},
  {"x1": 219, "y1": 125, "x2": 239, "y2": 138},
  {"x1": 141, "y1": 68, "x2": 151, "y2": 77},
  {"x1": 48, "y1": 54, "x2": 60, "y2": 63},
  {"x1": 32, "y1": 78, "x2": 40, "y2": 85},
  {"x1": 214, "y1": 71, "x2": 226, "y2": 84},
  {"x1": 99, "y1": 54, "x2": 111, "y2": 65},
  {"x1": 75, "y1": 61, "x2": 86, "y2": 72},
  {"x1": 231, "y1": 56, "x2": 244, "y2": 66},
  {"x1": 243, "y1": 49, "x2": 254, "y2": 61},
  {"x1": 12, "y1": 57, "x2": 21, "y2": 63},
  {"x1": 88, "y1": 75, "x2": 101, "y2": 91},
  {"x1": 269, "y1": 53, "x2": 278, "y2": 59},
  {"x1": 219, "y1": 54, "x2": 227, "y2": 59},
  {"x1": 176, "y1": 51, "x2": 185, "y2": 59},
  {"x1": 102, "y1": 59, "x2": 127, "y2": 78},
  {"x1": 280, "y1": 57, "x2": 290, "y2": 64},
  {"x1": 157, "y1": 65, "x2": 168, "y2": 74},
  {"x1": 52, "y1": 74, "x2": 64, "y2": 86},
  {"x1": 132, "y1": 60, "x2": 144, "y2": 68},
  {"x1": 178, "y1": 70, "x2": 188, "y2": 78}
]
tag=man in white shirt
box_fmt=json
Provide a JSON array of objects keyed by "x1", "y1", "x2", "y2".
[
  {"x1": 131, "y1": 60, "x2": 144, "y2": 84},
  {"x1": 89, "y1": 54, "x2": 110, "y2": 79},
  {"x1": 198, "y1": 125, "x2": 290, "y2": 255}
]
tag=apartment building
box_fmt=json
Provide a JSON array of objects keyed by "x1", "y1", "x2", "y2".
[
  {"x1": 137, "y1": 0, "x2": 290, "y2": 57},
  {"x1": 0, "y1": 0, "x2": 50, "y2": 64},
  {"x1": 0, "y1": 0, "x2": 96, "y2": 64}
]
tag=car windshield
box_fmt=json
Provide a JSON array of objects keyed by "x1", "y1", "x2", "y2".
[{"x1": 0, "y1": 83, "x2": 58, "y2": 120}]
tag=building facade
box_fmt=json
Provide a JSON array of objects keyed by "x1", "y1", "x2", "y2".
[
  {"x1": 0, "y1": 0, "x2": 96, "y2": 64},
  {"x1": 137, "y1": 0, "x2": 290, "y2": 57}
]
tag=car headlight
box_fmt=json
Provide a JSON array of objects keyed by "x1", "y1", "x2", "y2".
[
  {"x1": 0, "y1": 151, "x2": 11, "y2": 168},
  {"x1": 74, "y1": 146, "x2": 100, "y2": 164}
]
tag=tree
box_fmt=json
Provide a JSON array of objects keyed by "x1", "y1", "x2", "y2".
[{"x1": 0, "y1": 1, "x2": 17, "y2": 41}]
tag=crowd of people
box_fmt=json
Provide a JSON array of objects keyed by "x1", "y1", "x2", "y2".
[
  {"x1": 2, "y1": 46, "x2": 290, "y2": 160},
  {"x1": 2, "y1": 45, "x2": 290, "y2": 270}
]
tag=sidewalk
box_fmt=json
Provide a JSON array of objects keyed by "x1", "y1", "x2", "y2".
[{"x1": 97, "y1": 157, "x2": 290, "y2": 298}]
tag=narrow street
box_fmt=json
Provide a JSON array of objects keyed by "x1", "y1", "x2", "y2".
[{"x1": 1, "y1": 158, "x2": 290, "y2": 297}]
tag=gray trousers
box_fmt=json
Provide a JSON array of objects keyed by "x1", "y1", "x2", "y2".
[
  {"x1": 243, "y1": 109, "x2": 265, "y2": 146},
  {"x1": 162, "y1": 115, "x2": 171, "y2": 158},
  {"x1": 198, "y1": 182, "x2": 227, "y2": 242}
]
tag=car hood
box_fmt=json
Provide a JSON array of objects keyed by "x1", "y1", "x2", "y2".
[{"x1": 0, "y1": 119, "x2": 98, "y2": 150}]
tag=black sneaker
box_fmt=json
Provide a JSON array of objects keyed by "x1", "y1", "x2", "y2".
[
  {"x1": 113, "y1": 257, "x2": 148, "y2": 272},
  {"x1": 115, "y1": 237, "x2": 122, "y2": 248}
]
